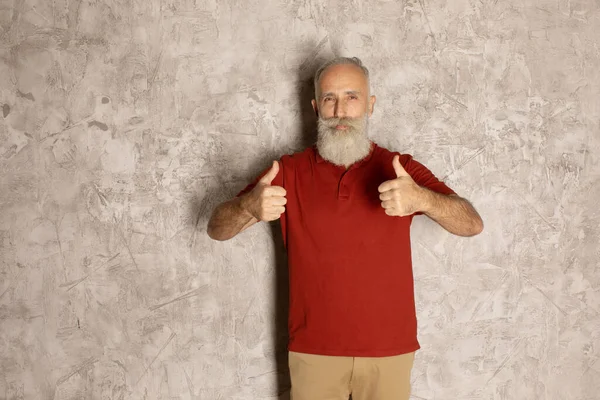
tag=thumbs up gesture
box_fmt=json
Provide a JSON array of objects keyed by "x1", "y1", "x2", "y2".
[
  {"x1": 242, "y1": 161, "x2": 287, "y2": 222},
  {"x1": 378, "y1": 155, "x2": 423, "y2": 217}
]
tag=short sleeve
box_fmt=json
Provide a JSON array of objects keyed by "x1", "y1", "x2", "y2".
[
  {"x1": 399, "y1": 154, "x2": 456, "y2": 196},
  {"x1": 236, "y1": 160, "x2": 284, "y2": 197}
]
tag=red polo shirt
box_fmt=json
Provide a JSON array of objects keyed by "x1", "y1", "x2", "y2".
[{"x1": 237, "y1": 142, "x2": 455, "y2": 357}]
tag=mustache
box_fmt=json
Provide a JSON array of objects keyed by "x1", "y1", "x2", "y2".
[{"x1": 319, "y1": 116, "x2": 364, "y2": 130}]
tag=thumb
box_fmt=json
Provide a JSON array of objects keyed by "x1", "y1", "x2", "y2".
[
  {"x1": 393, "y1": 155, "x2": 410, "y2": 178},
  {"x1": 259, "y1": 160, "x2": 279, "y2": 185}
]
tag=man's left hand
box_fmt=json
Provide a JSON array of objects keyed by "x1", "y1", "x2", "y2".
[{"x1": 378, "y1": 155, "x2": 425, "y2": 217}]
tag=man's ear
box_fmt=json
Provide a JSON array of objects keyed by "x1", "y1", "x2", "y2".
[
  {"x1": 311, "y1": 99, "x2": 319, "y2": 117},
  {"x1": 368, "y1": 95, "x2": 376, "y2": 116}
]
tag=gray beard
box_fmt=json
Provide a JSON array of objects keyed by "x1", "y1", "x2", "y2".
[{"x1": 316, "y1": 115, "x2": 372, "y2": 168}]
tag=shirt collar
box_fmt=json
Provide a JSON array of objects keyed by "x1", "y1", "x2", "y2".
[{"x1": 314, "y1": 141, "x2": 376, "y2": 167}]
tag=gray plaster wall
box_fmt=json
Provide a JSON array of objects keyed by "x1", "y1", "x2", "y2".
[{"x1": 1, "y1": 0, "x2": 599, "y2": 399}]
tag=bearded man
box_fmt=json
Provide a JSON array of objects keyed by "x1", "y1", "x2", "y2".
[{"x1": 207, "y1": 57, "x2": 483, "y2": 400}]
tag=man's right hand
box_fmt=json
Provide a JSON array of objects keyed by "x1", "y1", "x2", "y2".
[{"x1": 241, "y1": 161, "x2": 287, "y2": 221}]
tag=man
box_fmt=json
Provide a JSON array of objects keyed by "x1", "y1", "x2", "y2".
[{"x1": 207, "y1": 57, "x2": 483, "y2": 400}]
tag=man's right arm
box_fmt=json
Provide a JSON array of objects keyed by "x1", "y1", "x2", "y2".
[
  {"x1": 206, "y1": 195, "x2": 259, "y2": 241},
  {"x1": 207, "y1": 160, "x2": 286, "y2": 241}
]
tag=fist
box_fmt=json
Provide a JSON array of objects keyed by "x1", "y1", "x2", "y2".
[
  {"x1": 243, "y1": 161, "x2": 287, "y2": 221},
  {"x1": 378, "y1": 155, "x2": 423, "y2": 217}
]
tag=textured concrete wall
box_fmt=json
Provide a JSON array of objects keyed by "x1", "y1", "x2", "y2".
[{"x1": 1, "y1": 0, "x2": 599, "y2": 399}]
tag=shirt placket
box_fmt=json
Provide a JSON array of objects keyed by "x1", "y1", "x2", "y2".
[
  {"x1": 338, "y1": 164, "x2": 361, "y2": 200},
  {"x1": 338, "y1": 171, "x2": 350, "y2": 200}
]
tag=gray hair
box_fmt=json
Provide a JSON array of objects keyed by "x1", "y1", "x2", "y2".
[{"x1": 313, "y1": 57, "x2": 370, "y2": 98}]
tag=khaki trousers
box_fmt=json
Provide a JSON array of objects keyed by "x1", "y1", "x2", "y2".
[{"x1": 288, "y1": 351, "x2": 415, "y2": 400}]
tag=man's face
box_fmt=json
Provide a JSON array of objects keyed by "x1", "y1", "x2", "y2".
[
  {"x1": 312, "y1": 63, "x2": 377, "y2": 167},
  {"x1": 311, "y1": 64, "x2": 376, "y2": 124}
]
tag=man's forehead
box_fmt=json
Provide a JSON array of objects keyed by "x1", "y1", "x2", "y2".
[
  {"x1": 320, "y1": 64, "x2": 367, "y2": 82},
  {"x1": 318, "y1": 65, "x2": 368, "y2": 91}
]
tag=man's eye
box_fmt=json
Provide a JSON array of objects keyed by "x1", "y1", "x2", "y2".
[
  {"x1": 324, "y1": 97, "x2": 333, "y2": 102},
  {"x1": 349, "y1": 96, "x2": 357, "y2": 100}
]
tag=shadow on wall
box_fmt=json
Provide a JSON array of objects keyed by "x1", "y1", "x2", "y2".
[
  {"x1": 272, "y1": 53, "x2": 328, "y2": 400},
  {"x1": 195, "y1": 47, "x2": 330, "y2": 399},
  {"x1": 296, "y1": 53, "x2": 325, "y2": 150},
  {"x1": 270, "y1": 220, "x2": 290, "y2": 400}
]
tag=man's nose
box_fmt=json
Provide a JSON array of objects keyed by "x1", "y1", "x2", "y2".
[{"x1": 334, "y1": 100, "x2": 347, "y2": 119}]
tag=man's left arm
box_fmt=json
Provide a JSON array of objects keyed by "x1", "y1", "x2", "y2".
[{"x1": 419, "y1": 190, "x2": 483, "y2": 237}]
